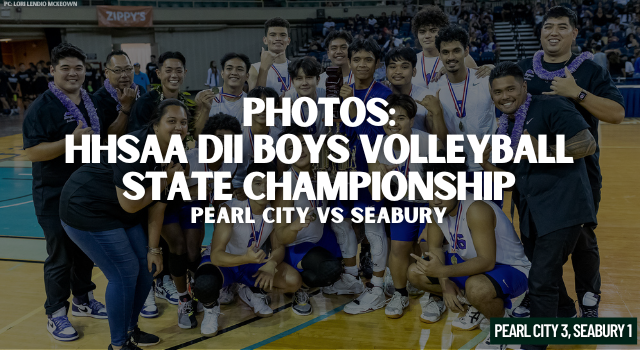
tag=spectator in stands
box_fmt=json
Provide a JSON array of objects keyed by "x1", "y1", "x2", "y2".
[
  {"x1": 378, "y1": 12, "x2": 389, "y2": 29},
  {"x1": 515, "y1": 0, "x2": 529, "y2": 23},
  {"x1": 502, "y1": 0, "x2": 514, "y2": 21},
  {"x1": 626, "y1": 33, "x2": 640, "y2": 48},
  {"x1": 133, "y1": 63, "x2": 151, "y2": 92},
  {"x1": 607, "y1": 50, "x2": 625, "y2": 77},
  {"x1": 609, "y1": 17, "x2": 623, "y2": 32},
  {"x1": 389, "y1": 11, "x2": 400, "y2": 29},
  {"x1": 146, "y1": 55, "x2": 160, "y2": 85},
  {"x1": 33, "y1": 62, "x2": 48, "y2": 96},
  {"x1": 323, "y1": 16, "x2": 336, "y2": 36},
  {"x1": 604, "y1": 3, "x2": 618, "y2": 23},
  {"x1": 634, "y1": 49, "x2": 640, "y2": 77},
  {"x1": 205, "y1": 60, "x2": 221, "y2": 88},
  {"x1": 624, "y1": 54, "x2": 635, "y2": 75},
  {"x1": 367, "y1": 14, "x2": 377, "y2": 32},
  {"x1": 593, "y1": 8, "x2": 608, "y2": 28},
  {"x1": 401, "y1": 6, "x2": 411, "y2": 23},
  {"x1": 593, "y1": 45, "x2": 609, "y2": 69}
]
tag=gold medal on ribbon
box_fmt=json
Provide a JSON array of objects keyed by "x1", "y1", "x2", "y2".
[
  {"x1": 459, "y1": 121, "x2": 464, "y2": 131},
  {"x1": 451, "y1": 255, "x2": 458, "y2": 265}
]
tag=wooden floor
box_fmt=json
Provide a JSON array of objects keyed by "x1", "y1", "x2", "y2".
[{"x1": 0, "y1": 122, "x2": 639, "y2": 349}]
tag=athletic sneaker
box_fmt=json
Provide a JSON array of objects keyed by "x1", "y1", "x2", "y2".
[
  {"x1": 178, "y1": 295, "x2": 198, "y2": 329},
  {"x1": 579, "y1": 292, "x2": 600, "y2": 318},
  {"x1": 108, "y1": 341, "x2": 143, "y2": 350},
  {"x1": 323, "y1": 273, "x2": 364, "y2": 295},
  {"x1": 71, "y1": 291, "x2": 107, "y2": 319},
  {"x1": 155, "y1": 275, "x2": 179, "y2": 305},
  {"x1": 419, "y1": 292, "x2": 446, "y2": 323},
  {"x1": 343, "y1": 284, "x2": 387, "y2": 315},
  {"x1": 201, "y1": 305, "x2": 221, "y2": 337},
  {"x1": 385, "y1": 291, "x2": 410, "y2": 319},
  {"x1": 480, "y1": 317, "x2": 491, "y2": 331},
  {"x1": 511, "y1": 294, "x2": 530, "y2": 318},
  {"x1": 219, "y1": 284, "x2": 237, "y2": 305},
  {"x1": 359, "y1": 251, "x2": 373, "y2": 280},
  {"x1": 407, "y1": 281, "x2": 424, "y2": 296},
  {"x1": 47, "y1": 311, "x2": 79, "y2": 342},
  {"x1": 292, "y1": 288, "x2": 313, "y2": 316},
  {"x1": 452, "y1": 305, "x2": 485, "y2": 331},
  {"x1": 128, "y1": 326, "x2": 160, "y2": 346},
  {"x1": 140, "y1": 287, "x2": 158, "y2": 318},
  {"x1": 238, "y1": 285, "x2": 273, "y2": 317},
  {"x1": 382, "y1": 267, "x2": 395, "y2": 297},
  {"x1": 475, "y1": 333, "x2": 512, "y2": 350}
]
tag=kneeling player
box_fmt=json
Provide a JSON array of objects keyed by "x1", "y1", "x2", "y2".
[
  {"x1": 407, "y1": 160, "x2": 530, "y2": 349},
  {"x1": 192, "y1": 163, "x2": 302, "y2": 337},
  {"x1": 369, "y1": 94, "x2": 443, "y2": 319},
  {"x1": 273, "y1": 125, "x2": 343, "y2": 316}
]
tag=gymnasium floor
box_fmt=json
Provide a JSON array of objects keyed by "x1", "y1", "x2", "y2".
[{"x1": 0, "y1": 117, "x2": 639, "y2": 349}]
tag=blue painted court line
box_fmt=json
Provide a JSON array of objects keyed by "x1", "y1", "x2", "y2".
[
  {"x1": 241, "y1": 303, "x2": 347, "y2": 350},
  {"x1": 459, "y1": 328, "x2": 489, "y2": 350}
]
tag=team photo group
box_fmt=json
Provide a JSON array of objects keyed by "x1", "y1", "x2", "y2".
[{"x1": 23, "y1": 4, "x2": 625, "y2": 350}]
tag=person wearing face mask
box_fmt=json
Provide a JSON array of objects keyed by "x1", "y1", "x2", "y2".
[
  {"x1": 60, "y1": 99, "x2": 190, "y2": 350},
  {"x1": 483, "y1": 62, "x2": 599, "y2": 350},
  {"x1": 272, "y1": 125, "x2": 343, "y2": 317},
  {"x1": 318, "y1": 31, "x2": 354, "y2": 89},
  {"x1": 367, "y1": 94, "x2": 444, "y2": 319},
  {"x1": 22, "y1": 43, "x2": 107, "y2": 342},
  {"x1": 516, "y1": 6, "x2": 624, "y2": 320},
  {"x1": 193, "y1": 52, "x2": 251, "y2": 139},
  {"x1": 129, "y1": 51, "x2": 198, "y2": 134},
  {"x1": 249, "y1": 17, "x2": 292, "y2": 93},
  {"x1": 384, "y1": 47, "x2": 447, "y2": 141},
  {"x1": 284, "y1": 57, "x2": 327, "y2": 139},
  {"x1": 94, "y1": 50, "x2": 140, "y2": 139}
]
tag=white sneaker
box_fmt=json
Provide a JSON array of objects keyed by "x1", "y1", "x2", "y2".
[
  {"x1": 343, "y1": 285, "x2": 387, "y2": 315},
  {"x1": 419, "y1": 292, "x2": 446, "y2": 324},
  {"x1": 407, "y1": 281, "x2": 424, "y2": 296},
  {"x1": 200, "y1": 305, "x2": 221, "y2": 337},
  {"x1": 219, "y1": 284, "x2": 237, "y2": 305},
  {"x1": 480, "y1": 317, "x2": 491, "y2": 331},
  {"x1": 140, "y1": 287, "x2": 159, "y2": 318},
  {"x1": 385, "y1": 291, "x2": 409, "y2": 319},
  {"x1": 155, "y1": 275, "x2": 179, "y2": 305},
  {"x1": 452, "y1": 305, "x2": 485, "y2": 331},
  {"x1": 323, "y1": 273, "x2": 364, "y2": 295},
  {"x1": 238, "y1": 286, "x2": 273, "y2": 317},
  {"x1": 382, "y1": 267, "x2": 395, "y2": 297}
]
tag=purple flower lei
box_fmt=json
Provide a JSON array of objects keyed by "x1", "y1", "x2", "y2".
[
  {"x1": 497, "y1": 93, "x2": 532, "y2": 158},
  {"x1": 48, "y1": 81, "x2": 100, "y2": 135},
  {"x1": 532, "y1": 50, "x2": 593, "y2": 81},
  {"x1": 104, "y1": 80, "x2": 138, "y2": 111}
]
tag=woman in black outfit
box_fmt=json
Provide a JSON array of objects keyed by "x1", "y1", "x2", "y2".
[{"x1": 60, "y1": 99, "x2": 189, "y2": 350}]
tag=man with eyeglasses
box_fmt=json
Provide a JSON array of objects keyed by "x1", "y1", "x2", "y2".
[{"x1": 94, "y1": 50, "x2": 141, "y2": 138}]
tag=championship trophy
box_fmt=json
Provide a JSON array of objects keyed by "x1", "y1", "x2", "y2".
[{"x1": 316, "y1": 66, "x2": 358, "y2": 182}]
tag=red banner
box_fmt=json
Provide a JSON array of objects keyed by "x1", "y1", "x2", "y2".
[{"x1": 97, "y1": 6, "x2": 153, "y2": 27}]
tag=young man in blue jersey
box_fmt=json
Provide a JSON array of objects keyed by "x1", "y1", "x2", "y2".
[
  {"x1": 192, "y1": 162, "x2": 302, "y2": 337},
  {"x1": 408, "y1": 158, "x2": 530, "y2": 349},
  {"x1": 327, "y1": 38, "x2": 393, "y2": 315}
]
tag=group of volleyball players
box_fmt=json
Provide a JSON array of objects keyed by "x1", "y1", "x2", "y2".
[{"x1": 24, "y1": 4, "x2": 623, "y2": 350}]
